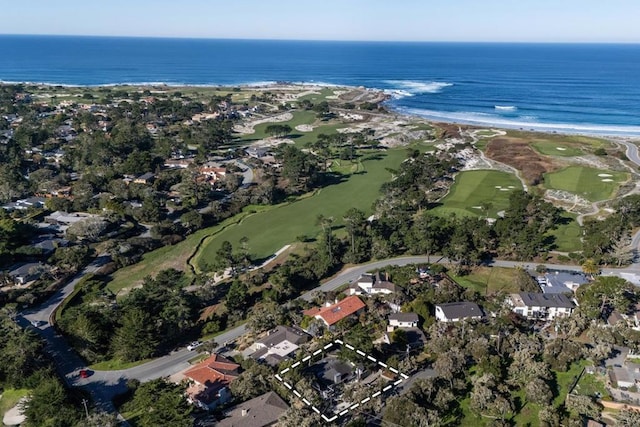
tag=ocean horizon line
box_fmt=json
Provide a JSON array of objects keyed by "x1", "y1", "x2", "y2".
[{"x1": 1, "y1": 33, "x2": 640, "y2": 46}]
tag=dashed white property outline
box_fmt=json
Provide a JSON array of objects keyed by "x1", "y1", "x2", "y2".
[{"x1": 274, "y1": 339, "x2": 410, "y2": 423}]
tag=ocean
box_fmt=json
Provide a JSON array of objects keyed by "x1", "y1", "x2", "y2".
[{"x1": 2, "y1": 35, "x2": 640, "y2": 136}]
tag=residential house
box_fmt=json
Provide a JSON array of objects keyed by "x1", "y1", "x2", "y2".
[
  {"x1": 199, "y1": 166, "x2": 227, "y2": 183},
  {"x1": 248, "y1": 325, "x2": 310, "y2": 366},
  {"x1": 183, "y1": 354, "x2": 240, "y2": 410},
  {"x1": 435, "y1": 302, "x2": 484, "y2": 323},
  {"x1": 164, "y1": 158, "x2": 194, "y2": 169},
  {"x1": 245, "y1": 147, "x2": 270, "y2": 158},
  {"x1": 133, "y1": 172, "x2": 155, "y2": 185},
  {"x1": 216, "y1": 391, "x2": 289, "y2": 427},
  {"x1": 507, "y1": 292, "x2": 576, "y2": 321},
  {"x1": 32, "y1": 236, "x2": 68, "y2": 256},
  {"x1": 536, "y1": 271, "x2": 589, "y2": 294},
  {"x1": 347, "y1": 272, "x2": 396, "y2": 296},
  {"x1": 3, "y1": 196, "x2": 47, "y2": 211},
  {"x1": 6, "y1": 262, "x2": 47, "y2": 285},
  {"x1": 308, "y1": 356, "x2": 356, "y2": 387},
  {"x1": 387, "y1": 313, "x2": 419, "y2": 331},
  {"x1": 303, "y1": 296, "x2": 366, "y2": 330}
]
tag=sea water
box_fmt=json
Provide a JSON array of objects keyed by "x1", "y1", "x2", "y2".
[{"x1": 2, "y1": 35, "x2": 640, "y2": 136}]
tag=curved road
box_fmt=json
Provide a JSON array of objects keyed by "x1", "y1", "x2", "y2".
[
  {"x1": 17, "y1": 140, "x2": 640, "y2": 410},
  {"x1": 19, "y1": 253, "x2": 640, "y2": 406}
]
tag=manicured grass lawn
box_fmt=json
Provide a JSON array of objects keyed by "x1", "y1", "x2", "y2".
[
  {"x1": 432, "y1": 170, "x2": 523, "y2": 218},
  {"x1": 106, "y1": 207, "x2": 271, "y2": 293},
  {"x1": 548, "y1": 213, "x2": 583, "y2": 253},
  {"x1": 194, "y1": 149, "x2": 406, "y2": 270},
  {"x1": 0, "y1": 388, "x2": 29, "y2": 417},
  {"x1": 89, "y1": 358, "x2": 153, "y2": 371},
  {"x1": 544, "y1": 166, "x2": 628, "y2": 202},
  {"x1": 452, "y1": 267, "x2": 523, "y2": 295},
  {"x1": 296, "y1": 88, "x2": 336, "y2": 102},
  {"x1": 532, "y1": 140, "x2": 584, "y2": 157}
]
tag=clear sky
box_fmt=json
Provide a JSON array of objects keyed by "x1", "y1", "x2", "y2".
[{"x1": 3, "y1": 0, "x2": 640, "y2": 43}]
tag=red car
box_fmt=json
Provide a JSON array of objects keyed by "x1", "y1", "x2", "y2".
[{"x1": 79, "y1": 369, "x2": 89, "y2": 378}]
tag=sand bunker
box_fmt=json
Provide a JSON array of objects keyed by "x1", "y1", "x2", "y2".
[
  {"x1": 598, "y1": 173, "x2": 613, "y2": 177},
  {"x1": 556, "y1": 147, "x2": 567, "y2": 151},
  {"x1": 295, "y1": 124, "x2": 314, "y2": 132},
  {"x1": 601, "y1": 179, "x2": 614, "y2": 182}
]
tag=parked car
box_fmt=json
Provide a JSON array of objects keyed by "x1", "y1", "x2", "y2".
[{"x1": 187, "y1": 341, "x2": 201, "y2": 351}]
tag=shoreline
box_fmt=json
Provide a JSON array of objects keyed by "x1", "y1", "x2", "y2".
[{"x1": 3, "y1": 80, "x2": 639, "y2": 140}]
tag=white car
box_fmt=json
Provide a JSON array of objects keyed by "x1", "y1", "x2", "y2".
[{"x1": 187, "y1": 341, "x2": 201, "y2": 351}]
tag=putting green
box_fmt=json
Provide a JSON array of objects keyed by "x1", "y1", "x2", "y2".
[
  {"x1": 531, "y1": 140, "x2": 583, "y2": 157},
  {"x1": 544, "y1": 166, "x2": 628, "y2": 202},
  {"x1": 432, "y1": 170, "x2": 523, "y2": 218}
]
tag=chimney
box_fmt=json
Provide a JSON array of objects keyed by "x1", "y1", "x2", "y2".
[{"x1": 242, "y1": 409, "x2": 248, "y2": 417}]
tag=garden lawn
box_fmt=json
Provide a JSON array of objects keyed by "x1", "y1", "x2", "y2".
[
  {"x1": 432, "y1": 170, "x2": 523, "y2": 218},
  {"x1": 532, "y1": 140, "x2": 584, "y2": 157},
  {"x1": 452, "y1": 267, "x2": 522, "y2": 295},
  {"x1": 544, "y1": 166, "x2": 628, "y2": 202},
  {"x1": 194, "y1": 149, "x2": 406, "y2": 270}
]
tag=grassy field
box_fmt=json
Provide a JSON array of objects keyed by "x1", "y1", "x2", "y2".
[
  {"x1": 452, "y1": 267, "x2": 523, "y2": 295},
  {"x1": 547, "y1": 213, "x2": 583, "y2": 253},
  {"x1": 193, "y1": 149, "x2": 406, "y2": 270},
  {"x1": 544, "y1": 166, "x2": 628, "y2": 202},
  {"x1": 0, "y1": 388, "x2": 28, "y2": 418},
  {"x1": 432, "y1": 170, "x2": 523, "y2": 218},
  {"x1": 532, "y1": 140, "x2": 584, "y2": 157}
]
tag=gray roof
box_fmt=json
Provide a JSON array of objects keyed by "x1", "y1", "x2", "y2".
[
  {"x1": 389, "y1": 313, "x2": 419, "y2": 323},
  {"x1": 436, "y1": 302, "x2": 484, "y2": 320},
  {"x1": 9, "y1": 262, "x2": 44, "y2": 277},
  {"x1": 256, "y1": 325, "x2": 309, "y2": 348},
  {"x1": 517, "y1": 292, "x2": 575, "y2": 309},
  {"x1": 136, "y1": 172, "x2": 155, "y2": 181},
  {"x1": 217, "y1": 391, "x2": 289, "y2": 427}
]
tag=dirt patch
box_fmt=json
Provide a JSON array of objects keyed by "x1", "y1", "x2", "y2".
[{"x1": 486, "y1": 137, "x2": 556, "y2": 184}]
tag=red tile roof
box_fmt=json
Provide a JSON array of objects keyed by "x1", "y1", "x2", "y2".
[
  {"x1": 303, "y1": 296, "x2": 366, "y2": 326},
  {"x1": 184, "y1": 353, "x2": 240, "y2": 388}
]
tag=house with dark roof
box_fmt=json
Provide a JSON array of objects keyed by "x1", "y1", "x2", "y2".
[
  {"x1": 248, "y1": 325, "x2": 310, "y2": 366},
  {"x1": 536, "y1": 271, "x2": 589, "y2": 294},
  {"x1": 303, "y1": 296, "x2": 366, "y2": 330},
  {"x1": 507, "y1": 292, "x2": 576, "y2": 320},
  {"x1": 182, "y1": 353, "x2": 240, "y2": 410},
  {"x1": 387, "y1": 313, "x2": 419, "y2": 331},
  {"x1": 347, "y1": 272, "x2": 396, "y2": 296},
  {"x1": 307, "y1": 356, "x2": 356, "y2": 387},
  {"x1": 435, "y1": 302, "x2": 484, "y2": 323},
  {"x1": 6, "y1": 262, "x2": 47, "y2": 285},
  {"x1": 133, "y1": 172, "x2": 155, "y2": 185},
  {"x1": 216, "y1": 391, "x2": 289, "y2": 427}
]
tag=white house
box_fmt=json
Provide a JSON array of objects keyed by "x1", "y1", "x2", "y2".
[
  {"x1": 507, "y1": 292, "x2": 576, "y2": 320},
  {"x1": 387, "y1": 313, "x2": 419, "y2": 331},
  {"x1": 435, "y1": 302, "x2": 484, "y2": 323},
  {"x1": 347, "y1": 273, "x2": 396, "y2": 296}
]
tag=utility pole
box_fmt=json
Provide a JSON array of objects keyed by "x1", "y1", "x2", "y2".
[{"x1": 81, "y1": 399, "x2": 89, "y2": 420}]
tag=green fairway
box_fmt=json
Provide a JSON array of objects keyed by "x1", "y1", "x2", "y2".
[
  {"x1": 237, "y1": 110, "x2": 318, "y2": 142},
  {"x1": 193, "y1": 149, "x2": 406, "y2": 270},
  {"x1": 544, "y1": 166, "x2": 628, "y2": 202},
  {"x1": 432, "y1": 170, "x2": 523, "y2": 218},
  {"x1": 532, "y1": 140, "x2": 584, "y2": 157}
]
